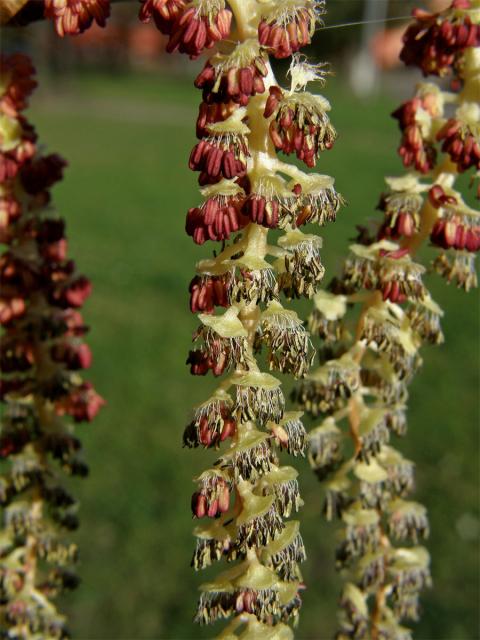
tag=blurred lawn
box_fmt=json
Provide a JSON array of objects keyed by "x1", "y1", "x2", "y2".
[{"x1": 29, "y1": 70, "x2": 479, "y2": 640}]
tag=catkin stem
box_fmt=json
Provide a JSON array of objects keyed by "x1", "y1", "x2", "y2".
[
  {"x1": 367, "y1": 40, "x2": 476, "y2": 634},
  {"x1": 225, "y1": 0, "x2": 283, "y2": 573},
  {"x1": 227, "y1": 0, "x2": 258, "y2": 39}
]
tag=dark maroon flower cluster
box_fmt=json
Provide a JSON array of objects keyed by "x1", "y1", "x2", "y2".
[
  {"x1": 428, "y1": 184, "x2": 458, "y2": 209},
  {"x1": 343, "y1": 243, "x2": 426, "y2": 305},
  {"x1": 191, "y1": 476, "x2": 230, "y2": 518},
  {"x1": 436, "y1": 118, "x2": 480, "y2": 172},
  {"x1": 44, "y1": 0, "x2": 111, "y2": 37},
  {"x1": 187, "y1": 344, "x2": 229, "y2": 376},
  {"x1": 400, "y1": 1, "x2": 480, "y2": 76},
  {"x1": 186, "y1": 193, "x2": 248, "y2": 244},
  {"x1": 377, "y1": 192, "x2": 422, "y2": 241},
  {"x1": 195, "y1": 54, "x2": 268, "y2": 107},
  {"x1": 264, "y1": 86, "x2": 336, "y2": 168},
  {"x1": 429, "y1": 187, "x2": 480, "y2": 252},
  {"x1": 0, "y1": 54, "x2": 37, "y2": 117},
  {"x1": 378, "y1": 210, "x2": 416, "y2": 240},
  {"x1": 242, "y1": 192, "x2": 282, "y2": 228},
  {"x1": 189, "y1": 136, "x2": 248, "y2": 185},
  {"x1": 196, "y1": 101, "x2": 237, "y2": 138},
  {"x1": 189, "y1": 274, "x2": 230, "y2": 313},
  {"x1": 139, "y1": 0, "x2": 186, "y2": 34},
  {"x1": 431, "y1": 211, "x2": 480, "y2": 251},
  {"x1": 184, "y1": 401, "x2": 236, "y2": 449},
  {"x1": 166, "y1": 3, "x2": 232, "y2": 57},
  {"x1": 392, "y1": 96, "x2": 438, "y2": 174},
  {"x1": 140, "y1": 0, "x2": 232, "y2": 58},
  {"x1": 258, "y1": 3, "x2": 319, "y2": 59},
  {"x1": 378, "y1": 247, "x2": 424, "y2": 303}
]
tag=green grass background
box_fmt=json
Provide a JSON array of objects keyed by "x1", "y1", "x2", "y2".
[{"x1": 28, "y1": 70, "x2": 479, "y2": 640}]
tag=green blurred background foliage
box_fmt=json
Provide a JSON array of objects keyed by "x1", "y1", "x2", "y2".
[{"x1": 4, "y1": 17, "x2": 478, "y2": 638}]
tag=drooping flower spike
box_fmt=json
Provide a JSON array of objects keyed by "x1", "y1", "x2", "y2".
[
  {"x1": 296, "y1": 2, "x2": 479, "y2": 638},
  {"x1": 155, "y1": 0, "x2": 343, "y2": 634},
  {"x1": 0, "y1": 53, "x2": 104, "y2": 637}
]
